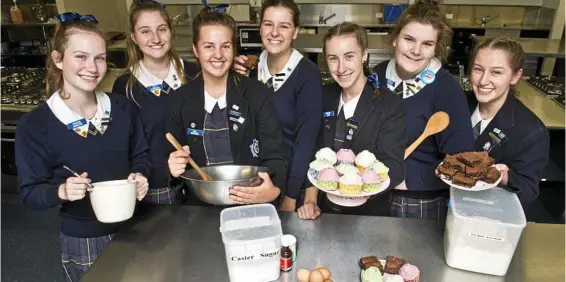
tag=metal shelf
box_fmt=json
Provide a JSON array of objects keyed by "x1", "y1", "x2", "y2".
[{"x1": 1, "y1": 22, "x2": 56, "y2": 27}]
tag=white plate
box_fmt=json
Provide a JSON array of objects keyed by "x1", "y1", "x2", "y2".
[
  {"x1": 436, "y1": 162, "x2": 502, "y2": 191},
  {"x1": 308, "y1": 172, "x2": 390, "y2": 206}
]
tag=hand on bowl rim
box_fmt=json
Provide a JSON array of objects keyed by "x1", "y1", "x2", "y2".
[
  {"x1": 229, "y1": 172, "x2": 280, "y2": 204},
  {"x1": 129, "y1": 172, "x2": 149, "y2": 201}
]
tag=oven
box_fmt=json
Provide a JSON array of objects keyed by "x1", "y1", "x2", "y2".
[{"x1": 1, "y1": 110, "x2": 24, "y2": 194}]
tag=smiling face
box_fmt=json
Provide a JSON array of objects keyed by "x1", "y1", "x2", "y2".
[
  {"x1": 193, "y1": 24, "x2": 234, "y2": 80},
  {"x1": 260, "y1": 6, "x2": 298, "y2": 56},
  {"x1": 471, "y1": 48, "x2": 522, "y2": 105},
  {"x1": 53, "y1": 29, "x2": 107, "y2": 94},
  {"x1": 131, "y1": 10, "x2": 172, "y2": 61},
  {"x1": 325, "y1": 34, "x2": 367, "y2": 92},
  {"x1": 393, "y1": 21, "x2": 438, "y2": 79}
]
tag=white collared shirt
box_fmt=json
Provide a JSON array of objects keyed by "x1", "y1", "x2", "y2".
[
  {"x1": 385, "y1": 57, "x2": 442, "y2": 99},
  {"x1": 257, "y1": 49, "x2": 303, "y2": 91},
  {"x1": 47, "y1": 90, "x2": 112, "y2": 137},
  {"x1": 132, "y1": 60, "x2": 183, "y2": 96},
  {"x1": 471, "y1": 105, "x2": 494, "y2": 135},
  {"x1": 338, "y1": 92, "x2": 362, "y2": 120},
  {"x1": 204, "y1": 89, "x2": 227, "y2": 114}
]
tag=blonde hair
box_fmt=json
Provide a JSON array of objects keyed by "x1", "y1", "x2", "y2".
[
  {"x1": 389, "y1": 0, "x2": 452, "y2": 63},
  {"x1": 323, "y1": 22, "x2": 380, "y2": 98},
  {"x1": 46, "y1": 21, "x2": 105, "y2": 98},
  {"x1": 124, "y1": 1, "x2": 186, "y2": 104}
]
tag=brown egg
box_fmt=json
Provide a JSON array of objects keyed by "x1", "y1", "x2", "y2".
[
  {"x1": 296, "y1": 268, "x2": 310, "y2": 282},
  {"x1": 309, "y1": 269, "x2": 324, "y2": 282},
  {"x1": 316, "y1": 267, "x2": 331, "y2": 280},
  {"x1": 324, "y1": 280, "x2": 332, "y2": 282}
]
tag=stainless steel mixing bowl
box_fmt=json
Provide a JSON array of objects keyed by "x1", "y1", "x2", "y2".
[{"x1": 181, "y1": 165, "x2": 270, "y2": 205}]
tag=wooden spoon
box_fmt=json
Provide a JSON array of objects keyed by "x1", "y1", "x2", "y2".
[
  {"x1": 404, "y1": 111, "x2": 450, "y2": 160},
  {"x1": 166, "y1": 133, "x2": 214, "y2": 181}
]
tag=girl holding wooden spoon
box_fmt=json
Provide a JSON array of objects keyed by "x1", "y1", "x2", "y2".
[
  {"x1": 15, "y1": 14, "x2": 150, "y2": 281},
  {"x1": 166, "y1": 8, "x2": 287, "y2": 205},
  {"x1": 373, "y1": 0, "x2": 475, "y2": 220}
]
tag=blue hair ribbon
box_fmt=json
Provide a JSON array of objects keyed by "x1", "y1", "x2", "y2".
[
  {"x1": 367, "y1": 72, "x2": 379, "y2": 89},
  {"x1": 201, "y1": 0, "x2": 229, "y2": 13},
  {"x1": 136, "y1": 0, "x2": 166, "y2": 8},
  {"x1": 56, "y1": 12, "x2": 98, "y2": 24}
]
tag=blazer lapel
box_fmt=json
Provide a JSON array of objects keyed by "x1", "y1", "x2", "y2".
[
  {"x1": 323, "y1": 84, "x2": 341, "y2": 148},
  {"x1": 226, "y1": 73, "x2": 249, "y2": 161},
  {"x1": 349, "y1": 84, "x2": 376, "y2": 143},
  {"x1": 184, "y1": 75, "x2": 206, "y2": 139},
  {"x1": 475, "y1": 94, "x2": 516, "y2": 151}
]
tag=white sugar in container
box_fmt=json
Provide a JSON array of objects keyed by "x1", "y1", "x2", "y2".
[
  {"x1": 220, "y1": 204, "x2": 282, "y2": 282},
  {"x1": 444, "y1": 187, "x2": 526, "y2": 276}
]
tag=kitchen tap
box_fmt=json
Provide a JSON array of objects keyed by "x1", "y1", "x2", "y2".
[
  {"x1": 477, "y1": 15, "x2": 499, "y2": 26},
  {"x1": 319, "y1": 13, "x2": 336, "y2": 24}
]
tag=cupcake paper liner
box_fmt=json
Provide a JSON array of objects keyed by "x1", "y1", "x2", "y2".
[
  {"x1": 318, "y1": 179, "x2": 338, "y2": 190},
  {"x1": 339, "y1": 183, "x2": 362, "y2": 195},
  {"x1": 308, "y1": 168, "x2": 321, "y2": 180},
  {"x1": 362, "y1": 182, "x2": 380, "y2": 193}
]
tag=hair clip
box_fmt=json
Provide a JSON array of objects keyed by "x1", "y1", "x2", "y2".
[
  {"x1": 56, "y1": 12, "x2": 98, "y2": 24},
  {"x1": 201, "y1": 0, "x2": 229, "y2": 13},
  {"x1": 136, "y1": 0, "x2": 166, "y2": 8},
  {"x1": 367, "y1": 73, "x2": 379, "y2": 89}
]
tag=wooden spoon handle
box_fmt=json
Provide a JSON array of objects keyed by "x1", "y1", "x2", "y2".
[
  {"x1": 404, "y1": 134, "x2": 427, "y2": 160},
  {"x1": 165, "y1": 133, "x2": 212, "y2": 181}
]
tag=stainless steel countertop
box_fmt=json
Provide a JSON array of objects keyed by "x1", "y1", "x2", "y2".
[
  {"x1": 81, "y1": 205, "x2": 565, "y2": 282},
  {"x1": 473, "y1": 36, "x2": 565, "y2": 58},
  {"x1": 515, "y1": 80, "x2": 565, "y2": 129}
]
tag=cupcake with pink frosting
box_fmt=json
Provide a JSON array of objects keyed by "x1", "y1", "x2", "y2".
[
  {"x1": 336, "y1": 149, "x2": 356, "y2": 164},
  {"x1": 317, "y1": 168, "x2": 340, "y2": 191},
  {"x1": 361, "y1": 169, "x2": 382, "y2": 192},
  {"x1": 399, "y1": 264, "x2": 420, "y2": 282}
]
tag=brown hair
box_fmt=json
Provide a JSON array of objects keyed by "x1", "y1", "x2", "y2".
[
  {"x1": 46, "y1": 20, "x2": 105, "y2": 97},
  {"x1": 389, "y1": 0, "x2": 452, "y2": 63},
  {"x1": 260, "y1": 0, "x2": 300, "y2": 27},
  {"x1": 124, "y1": 1, "x2": 186, "y2": 104},
  {"x1": 470, "y1": 37, "x2": 525, "y2": 94},
  {"x1": 323, "y1": 22, "x2": 380, "y2": 97}
]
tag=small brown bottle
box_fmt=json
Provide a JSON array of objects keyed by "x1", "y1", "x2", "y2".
[{"x1": 280, "y1": 242, "x2": 293, "y2": 271}]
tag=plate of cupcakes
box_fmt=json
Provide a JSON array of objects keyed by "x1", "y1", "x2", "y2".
[
  {"x1": 307, "y1": 148, "x2": 390, "y2": 207},
  {"x1": 435, "y1": 151, "x2": 503, "y2": 191},
  {"x1": 359, "y1": 255, "x2": 420, "y2": 282}
]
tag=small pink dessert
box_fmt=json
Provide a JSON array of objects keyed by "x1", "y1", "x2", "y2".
[
  {"x1": 399, "y1": 264, "x2": 420, "y2": 282},
  {"x1": 336, "y1": 149, "x2": 356, "y2": 164},
  {"x1": 317, "y1": 168, "x2": 340, "y2": 190},
  {"x1": 361, "y1": 169, "x2": 382, "y2": 192}
]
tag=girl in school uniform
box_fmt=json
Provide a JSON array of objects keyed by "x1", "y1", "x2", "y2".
[
  {"x1": 15, "y1": 13, "x2": 150, "y2": 282},
  {"x1": 467, "y1": 37, "x2": 549, "y2": 210},
  {"x1": 373, "y1": 0, "x2": 475, "y2": 220},
  {"x1": 166, "y1": 8, "x2": 288, "y2": 205},
  {"x1": 233, "y1": 0, "x2": 323, "y2": 211},
  {"x1": 112, "y1": 0, "x2": 199, "y2": 204},
  {"x1": 297, "y1": 22, "x2": 407, "y2": 219}
]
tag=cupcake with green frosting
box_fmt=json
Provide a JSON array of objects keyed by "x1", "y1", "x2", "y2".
[
  {"x1": 336, "y1": 163, "x2": 359, "y2": 175},
  {"x1": 369, "y1": 161, "x2": 390, "y2": 180},
  {"x1": 361, "y1": 266, "x2": 383, "y2": 282},
  {"x1": 308, "y1": 159, "x2": 333, "y2": 179}
]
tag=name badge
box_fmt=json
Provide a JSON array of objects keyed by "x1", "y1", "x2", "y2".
[
  {"x1": 187, "y1": 129, "x2": 204, "y2": 136},
  {"x1": 419, "y1": 69, "x2": 435, "y2": 85},
  {"x1": 386, "y1": 79, "x2": 396, "y2": 87},
  {"x1": 323, "y1": 111, "x2": 335, "y2": 118},
  {"x1": 67, "y1": 119, "x2": 87, "y2": 130},
  {"x1": 229, "y1": 110, "x2": 241, "y2": 117},
  {"x1": 346, "y1": 119, "x2": 360, "y2": 130}
]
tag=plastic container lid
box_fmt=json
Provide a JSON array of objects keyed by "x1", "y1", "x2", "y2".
[
  {"x1": 220, "y1": 204, "x2": 282, "y2": 245},
  {"x1": 449, "y1": 187, "x2": 526, "y2": 227}
]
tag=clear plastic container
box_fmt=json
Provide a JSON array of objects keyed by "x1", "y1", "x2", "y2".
[
  {"x1": 220, "y1": 204, "x2": 282, "y2": 282},
  {"x1": 444, "y1": 187, "x2": 526, "y2": 276}
]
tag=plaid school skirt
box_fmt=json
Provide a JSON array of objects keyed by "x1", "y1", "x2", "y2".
[
  {"x1": 389, "y1": 193, "x2": 448, "y2": 220},
  {"x1": 60, "y1": 233, "x2": 114, "y2": 282},
  {"x1": 142, "y1": 187, "x2": 178, "y2": 204}
]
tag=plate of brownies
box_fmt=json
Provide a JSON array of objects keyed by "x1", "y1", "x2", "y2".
[
  {"x1": 436, "y1": 151, "x2": 502, "y2": 191},
  {"x1": 359, "y1": 255, "x2": 420, "y2": 282}
]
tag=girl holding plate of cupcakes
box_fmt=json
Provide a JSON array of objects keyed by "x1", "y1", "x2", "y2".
[
  {"x1": 232, "y1": 0, "x2": 323, "y2": 212},
  {"x1": 466, "y1": 37, "x2": 549, "y2": 210},
  {"x1": 373, "y1": 0, "x2": 475, "y2": 220},
  {"x1": 297, "y1": 22, "x2": 407, "y2": 219}
]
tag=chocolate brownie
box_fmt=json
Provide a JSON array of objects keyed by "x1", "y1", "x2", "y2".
[
  {"x1": 452, "y1": 172, "x2": 477, "y2": 188},
  {"x1": 360, "y1": 256, "x2": 378, "y2": 266},
  {"x1": 465, "y1": 165, "x2": 487, "y2": 178},
  {"x1": 478, "y1": 155, "x2": 496, "y2": 167},
  {"x1": 444, "y1": 155, "x2": 466, "y2": 172},
  {"x1": 482, "y1": 167, "x2": 501, "y2": 184},
  {"x1": 457, "y1": 152, "x2": 484, "y2": 167},
  {"x1": 362, "y1": 260, "x2": 384, "y2": 272},
  {"x1": 243, "y1": 54, "x2": 258, "y2": 70},
  {"x1": 384, "y1": 255, "x2": 406, "y2": 274},
  {"x1": 437, "y1": 164, "x2": 458, "y2": 179}
]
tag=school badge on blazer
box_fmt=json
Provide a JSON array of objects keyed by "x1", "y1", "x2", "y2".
[{"x1": 250, "y1": 138, "x2": 259, "y2": 158}]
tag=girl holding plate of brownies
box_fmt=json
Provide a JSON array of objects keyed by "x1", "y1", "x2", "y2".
[
  {"x1": 297, "y1": 22, "x2": 407, "y2": 219},
  {"x1": 466, "y1": 37, "x2": 549, "y2": 209}
]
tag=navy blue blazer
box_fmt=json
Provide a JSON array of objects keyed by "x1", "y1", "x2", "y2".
[{"x1": 467, "y1": 92, "x2": 550, "y2": 209}]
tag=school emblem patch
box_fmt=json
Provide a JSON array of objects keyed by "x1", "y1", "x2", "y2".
[{"x1": 250, "y1": 138, "x2": 259, "y2": 158}]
